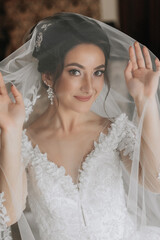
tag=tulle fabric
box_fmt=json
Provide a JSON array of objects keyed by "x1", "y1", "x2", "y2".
[{"x1": 0, "y1": 12, "x2": 160, "y2": 239}]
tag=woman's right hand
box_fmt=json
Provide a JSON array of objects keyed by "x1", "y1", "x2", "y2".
[{"x1": 0, "y1": 72, "x2": 25, "y2": 131}]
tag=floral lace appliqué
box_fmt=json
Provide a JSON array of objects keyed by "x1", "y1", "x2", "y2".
[
  {"x1": 0, "y1": 192, "x2": 12, "y2": 240},
  {"x1": 24, "y1": 86, "x2": 40, "y2": 122},
  {"x1": 21, "y1": 113, "x2": 144, "y2": 240},
  {"x1": 116, "y1": 114, "x2": 137, "y2": 160}
]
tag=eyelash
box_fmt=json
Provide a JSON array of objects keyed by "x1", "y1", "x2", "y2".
[
  {"x1": 94, "y1": 70, "x2": 105, "y2": 77},
  {"x1": 69, "y1": 69, "x2": 80, "y2": 76},
  {"x1": 68, "y1": 69, "x2": 105, "y2": 77}
]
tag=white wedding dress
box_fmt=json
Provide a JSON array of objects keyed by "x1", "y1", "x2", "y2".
[{"x1": 0, "y1": 113, "x2": 160, "y2": 240}]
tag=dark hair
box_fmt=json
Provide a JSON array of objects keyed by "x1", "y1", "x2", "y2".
[{"x1": 32, "y1": 13, "x2": 110, "y2": 88}]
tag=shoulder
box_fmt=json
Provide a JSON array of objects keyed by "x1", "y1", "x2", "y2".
[
  {"x1": 113, "y1": 114, "x2": 138, "y2": 159},
  {"x1": 111, "y1": 113, "x2": 136, "y2": 130},
  {"x1": 100, "y1": 113, "x2": 135, "y2": 135},
  {"x1": 113, "y1": 113, "x2": 137, "y2": 142},
  {"x1": 101, "y1": 113, "x2": 137, "y2": 147},
  {"x1": 22, "y1": 122, "x2": 42, "y2": 158},
  {"x1": 88, "y1": 112, "x2": 135, "y2": 136},
  {"x1": 88, "y1": 111, "x2": 112, "y2": 135},
  {"x1": 24, "y1": 115, "x2": 46, "y2": 146},
  {"x1": 21, "y1": 121, "x2": 46, "y2": 167}
]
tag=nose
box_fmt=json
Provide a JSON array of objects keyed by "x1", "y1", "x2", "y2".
[{"x1": 80, "y1": 74, "x2": 93, "y2": 94}]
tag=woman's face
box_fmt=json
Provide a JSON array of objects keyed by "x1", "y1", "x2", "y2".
[{"x1": 55, "y1": 43, "x2": 106, "y2": 113}]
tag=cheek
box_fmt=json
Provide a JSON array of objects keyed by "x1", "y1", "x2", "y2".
[
  {"x1": 55, "y1": 76, "x2": 80, "y2": 95},
  {"x1": 93, "y1": 78, "x2": 104, "y2": 92}
]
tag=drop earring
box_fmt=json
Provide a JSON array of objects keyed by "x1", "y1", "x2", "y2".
[
  {"x1": 44, "y1": 80, "x2": 54, "y2": 105},
  {"x1": 47, "y1": 86, "x2": 54, "y2": 105}
]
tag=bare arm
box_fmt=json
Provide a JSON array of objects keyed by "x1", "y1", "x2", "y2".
[
  {"x1": 0, "y1": 73, "x2": 27, "y2": 226},
  {"x1": 124, "y1": 42, "x2": 160, "y2": 192},
  {"x1": 135, "y1": 95, "x2": 160, "y2": 192}
]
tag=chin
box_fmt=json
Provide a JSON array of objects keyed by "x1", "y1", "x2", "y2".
[
  {"x1": 71, "y1": 104, "x2": 92, "y2": 113},
  {"x1": 60, "y1": 100, "x2": 94, "y2": 113}
]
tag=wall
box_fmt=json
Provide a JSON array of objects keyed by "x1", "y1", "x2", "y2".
[{"x1": 100, "y1": 0, "x2": 119, "y2": 26}]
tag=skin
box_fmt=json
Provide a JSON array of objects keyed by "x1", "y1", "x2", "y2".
[
  {"x1": 0, "y1": 42, "x2": 160, "y2": 225},
  {"x1": 26, "y1": 44, "x2": 109, "y2": 184},
  {"x1": 41, "y1": 44, "x2": 106, "y2": 128},
  {"x1": 125, "y1": 42, "x2": 160, "y2": 191}
]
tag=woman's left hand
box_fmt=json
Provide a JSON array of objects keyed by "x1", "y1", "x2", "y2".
[{"x1": 124, "y1": 41, "x2": 160, "y2": 103}]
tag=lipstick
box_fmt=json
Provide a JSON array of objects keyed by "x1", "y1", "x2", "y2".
[{"x1": 74, "y1": 95, "x2": 92, "y2": 102}]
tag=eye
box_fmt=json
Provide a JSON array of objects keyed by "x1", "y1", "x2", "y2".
[
  {"x1": 94, "y1": 70, "x2": 105, "y2": 77},
  {"x1": 69, "y1": 69, "x2": 81, "y2": 76}
]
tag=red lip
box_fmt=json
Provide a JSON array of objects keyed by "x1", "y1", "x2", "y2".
[{"x1": 74, "y1": 95, "x2": 92, "y2": 102}]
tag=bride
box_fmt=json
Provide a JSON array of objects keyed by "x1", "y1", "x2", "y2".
[{"x1": 0, "y1": 12, "x2": 160, "y2": 240}]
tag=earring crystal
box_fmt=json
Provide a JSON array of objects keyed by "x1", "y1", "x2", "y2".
[{"x1": 47, "y1": 86, "x2": 54, "y2": 105}]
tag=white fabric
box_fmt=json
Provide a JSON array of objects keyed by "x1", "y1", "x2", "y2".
[
  {"x1": 0, "y1": 193, "x2": 12, "y2": 240},
  {"x1": 0, "y1": 12, "x2": 160, "y2": 239},
  {"x1": 17, "y1": 113, "x2": 158, "y2": 240}
]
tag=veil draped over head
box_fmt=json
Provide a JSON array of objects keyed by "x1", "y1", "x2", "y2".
[{"x1": 0, "y1": 12, "x2": 160, "y2": 239}]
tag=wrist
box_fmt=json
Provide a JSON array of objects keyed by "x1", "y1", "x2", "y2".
[
  {"x1": 1, "y1": 127, "x2": 23, "y2": 152},
  {"x1": 1, "y1": 124, "x2": 23, "y2": 136},
  {"x1": 134, "y1": 94, "x2": 156, "y2": 104},
  {"x1": 134, "y1": 96, "x2": 157, "y2": 116}
]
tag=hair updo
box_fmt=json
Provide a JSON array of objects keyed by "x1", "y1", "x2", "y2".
[{"x1": 32, "y1": 12, "x2": 110, "y2": 88}]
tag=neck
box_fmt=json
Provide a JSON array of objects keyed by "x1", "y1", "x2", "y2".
[{"x1": 44, "y1": 104, "x2": 90, "y2": 134}]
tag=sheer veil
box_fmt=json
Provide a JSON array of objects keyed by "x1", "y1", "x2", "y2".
[{"x1": 0, "y1": 12, "x2": 160, "y2": 239}]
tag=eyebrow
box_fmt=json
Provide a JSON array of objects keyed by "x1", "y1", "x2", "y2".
[{"x1": 64, "y1": 63, "x2": 105, "y2": 70}]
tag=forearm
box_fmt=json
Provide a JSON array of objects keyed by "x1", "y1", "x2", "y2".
[
  {"x1": 0, "y1": 127, "x2": 26, "y2": 225},
  {"x1": 135, "y1": 96, "x2": 160, "y2": 191}
]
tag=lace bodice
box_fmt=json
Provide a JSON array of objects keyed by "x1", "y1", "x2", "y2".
[
  {"x1": 22, "y1": 113, "x2": 137, "y2": 240},
  {"x1": 1, "y1": 113, "x2": 160, "y2": 240},
  {"x1": 0, "y1": 193, "x2": 12, "y2": 240}
]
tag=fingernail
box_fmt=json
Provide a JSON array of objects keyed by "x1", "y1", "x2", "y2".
[
  {"x1": 11, "y1": 83, "x2": 16, "y2": 88},
  {"x1": 11, "y1": 82, "x2": 15, "y2": 87}
]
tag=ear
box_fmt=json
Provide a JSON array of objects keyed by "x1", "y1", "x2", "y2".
[{"x1": 42, "y1": 73, "x2": 54, "y2": 87}]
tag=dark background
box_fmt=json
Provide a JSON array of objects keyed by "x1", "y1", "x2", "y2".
[
  {"x1": 0, "y1": 0, "x2": 160, "y2": 60},
  {"x1": 119, "y1": 0, "x2": 160, "y2": 58}
]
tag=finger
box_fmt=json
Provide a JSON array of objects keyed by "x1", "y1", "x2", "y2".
[
  {"x1": 11, "y1": 85, "x2": 23, "y2": 105},
  {"x1": 129, "y1": 46, "x2": 138, "y2": 70},
  {"x1": 124, "y1": 60, "x2": 133, "y2": 83},
  {"x1": 0, "y1": 72, "x2": 8, "y2": 95},
  {"x1": 143, "y1": 46, "x2": 152, "y2": 69},
  {"x1": 134, "y1": 42, "x2": 145, "y2": 68},
  {"x1": 155, "y1": 58, "x2": 160, "y2": 72}
]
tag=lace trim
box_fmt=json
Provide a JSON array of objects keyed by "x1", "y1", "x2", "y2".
[
  {"x1": 21, "y1": 113, "x2": 139, "y2": 239},
  {"x1": 0, "y1": 192, "x2": 12, "y2": 240},
  {"x1": 117, "y1": 115, "x2": 137, "y2": 160},
  {"x1": 22, "y1": 119, "x2": 117, "y2": 191},
  {"x1": 21, "y1": 113, "x2": 136, "y2": 192},
  {"x1": 77, "y1": 113, "x2": 136, "y2": 191}
]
